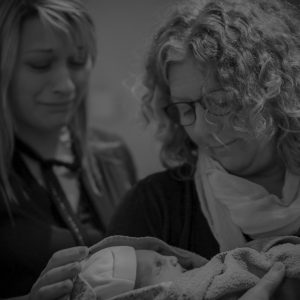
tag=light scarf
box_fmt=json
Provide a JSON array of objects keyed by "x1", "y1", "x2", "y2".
[{"x1": 194, "y1": 153, "x2": 300, "y2": 251}]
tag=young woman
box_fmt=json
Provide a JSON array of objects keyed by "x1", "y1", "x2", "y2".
[{"x1": 0, "y1": 0, "x2": 136, "y2": 297}]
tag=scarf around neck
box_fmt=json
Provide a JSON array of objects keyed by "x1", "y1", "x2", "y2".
[{"x1": 194, "y1": 153, "x2": 300, "y2": 251}]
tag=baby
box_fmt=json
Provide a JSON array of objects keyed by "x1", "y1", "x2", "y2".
[
  {"x1": 79, "y1": 246, "x2": 186, "y2": 300},
  {"x1": 76, "y1": 236, "x2": 300, "y2": 300}
]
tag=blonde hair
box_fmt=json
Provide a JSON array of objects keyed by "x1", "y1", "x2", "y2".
[{"x1": 0, "y1": 0, "x2": 97, "y2": 205}]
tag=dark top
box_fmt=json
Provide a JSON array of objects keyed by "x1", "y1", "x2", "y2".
[
  {"x1": 108, "y1": 167, "x2": 220, "y2": 260},
  {"x1": 0, "y1": 129, "x2": 136, "y2": 298}
]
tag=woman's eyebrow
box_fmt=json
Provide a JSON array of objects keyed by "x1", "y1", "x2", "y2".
[
  {"x1": 171, "y1": 89, "x2": 225, "y2": 103},
  {"x1": 171, "y1": 96, "x2": 199, "y2": 103},
  {"x1": 205, "y1": 88, "x2": 226, "y2": 95},
  {"x1": 23, "y1": 49, "x2": 54, "y2": 55}
]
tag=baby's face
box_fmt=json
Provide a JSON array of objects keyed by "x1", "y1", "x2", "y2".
[{"x1": 135, "y1": 250, "x2": 185, "y2": 288}]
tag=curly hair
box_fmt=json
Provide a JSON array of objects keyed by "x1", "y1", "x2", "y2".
[{"x1": 140, "y1": 0, "x2": 300, "y2": 175}]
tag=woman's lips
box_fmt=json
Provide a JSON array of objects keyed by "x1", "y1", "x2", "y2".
[
  {"x1": 209, "y1": 139, "x2": 238, "y2": 149},
  {"x1": 40, "y1": 101, "x2": 74, "y2": 106}
]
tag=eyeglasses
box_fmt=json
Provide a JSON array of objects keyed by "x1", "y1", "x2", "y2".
[{"x1": 164, "y1": 90, "x2": 232, "y2": 126}]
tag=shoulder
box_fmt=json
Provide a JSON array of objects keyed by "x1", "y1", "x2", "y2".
[
  {"x1": 137, "y1": 165, "x2": 194, "y2": 187},
  {"x1": 85, "y1": 127, "x2": 137, "y2": 183},
  {"x1": 87, "y1": 127, "x2": 129, "y2": 152},
  {"x1": 126, "y1": 165, "x2": 196, "y2": 201},
  {"x1": 86, "y1": 127, "x2": 134, "y2": 165}
]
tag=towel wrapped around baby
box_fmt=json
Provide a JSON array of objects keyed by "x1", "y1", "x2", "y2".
[{"x1": 71, "y1": 235, "x2": 300, "y2": 300}]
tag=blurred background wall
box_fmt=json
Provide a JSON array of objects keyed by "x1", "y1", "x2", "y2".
[{"x1": 86, "y1": 0, "x2": 175, "y2": 179}]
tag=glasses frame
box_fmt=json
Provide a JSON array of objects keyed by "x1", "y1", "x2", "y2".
[{"x1": 164, "y1": 91, "x2": 232, "y2": 126}]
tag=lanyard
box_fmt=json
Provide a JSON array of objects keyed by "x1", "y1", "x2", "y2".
[{"x1": 15, "y1": 137, "x2": 88, "y2": 245}]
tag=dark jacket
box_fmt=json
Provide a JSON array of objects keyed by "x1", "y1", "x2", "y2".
[
  {"x1": 0, "y1": 128, "x2": 136, "y2": 297},
  {"x1": 108, "y1": 167, "x2": 220, "y2": 259},
  {"x1": 109, "y1": 166, "x2": 300, "y2": 260}
]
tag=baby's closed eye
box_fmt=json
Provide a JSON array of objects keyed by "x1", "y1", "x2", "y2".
[{"x1": 155, "y1": 259, "x2": 163, "y2": 272}]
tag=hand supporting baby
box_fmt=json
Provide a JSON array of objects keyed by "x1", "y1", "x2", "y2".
[
  {"x1": 239, "y1": 263, "x2": 285, "y2": 300},
  {"x1": 29, "y1": 247, "x2": 88, "y2": 300}
]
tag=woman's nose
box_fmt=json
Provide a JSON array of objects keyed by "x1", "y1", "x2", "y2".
[
  {"x1": 189, "y1": 103, "x2": 211, "y2": 138},
  {"x1": 191, "y1": 105, "x2": 223, "y2": 139},
  {"x1": 52, "y1": 67, "x2": 76, "y2": 97}
]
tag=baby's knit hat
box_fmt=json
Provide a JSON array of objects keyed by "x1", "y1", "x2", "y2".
[{"x1": 79, "y1": 246, "x2": 137, "y2": 300}]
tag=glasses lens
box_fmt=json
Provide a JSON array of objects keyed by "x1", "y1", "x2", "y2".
[
  {"x1": 204, "y1": 91, "x2": 232, "y2": 116},
  {"x1": 165, "y1": 103, "x2": 195, "y2": 126}
]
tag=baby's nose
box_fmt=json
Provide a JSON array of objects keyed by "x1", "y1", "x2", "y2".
[{"x1": 168, "y1": 256, "x2": 178, "y2": 266}]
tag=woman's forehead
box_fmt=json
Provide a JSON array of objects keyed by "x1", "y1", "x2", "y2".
[
  {"x1": 168, "y1": 58, "x2": 219, "y2": 101},
  {"x1": 20, "y1": 17, "x2": 89, "y2": 54}
]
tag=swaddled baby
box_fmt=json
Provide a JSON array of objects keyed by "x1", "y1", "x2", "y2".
[
  {"x1": 79, "y1": 246, "x2": 186, "y2": 300},
  {"x1": 77, "y1": 236, "x2": 300, "y2": 300}
]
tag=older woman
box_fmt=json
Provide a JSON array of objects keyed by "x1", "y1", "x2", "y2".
[
  {"x1": 0, "y1": 0, "x2": 136, "y2": 298},
  {"x1": 109, "y1": 0, "x2": 300, "y2": 259}
]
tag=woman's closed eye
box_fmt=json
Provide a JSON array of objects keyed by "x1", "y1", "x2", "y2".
[
  {"x1": 26, "y1": 60, "x2": 52, "y2": 71},
  {"x1": 178, "y1": 104, "x2": 194, "y2": 117},
  {"x1": 207, "y1": 94, "x2": 228, "y2": 107},
  {"x1": 69, "y1": 50, "x2": 88, "y2": 68},
  {"x1": 204, "y1": 92, "x2": 232, "y2": 115}
]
